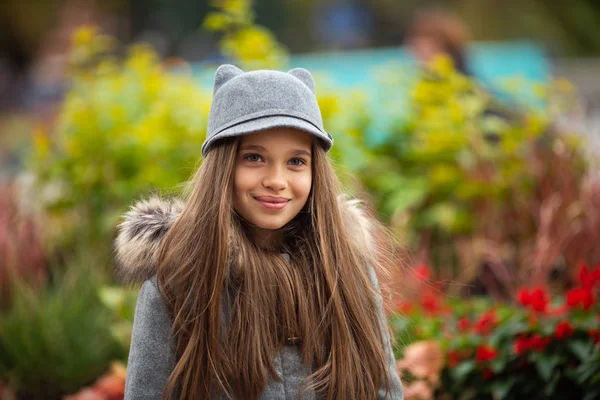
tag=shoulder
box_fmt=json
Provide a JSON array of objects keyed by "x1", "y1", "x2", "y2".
[{"x1": 134, "y1": 274, "x2": 171, "y2": 322}]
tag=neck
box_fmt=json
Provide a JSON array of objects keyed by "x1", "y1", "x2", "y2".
[{"x1": 248, "y1": 226, "x2": 283, "y2": 250}]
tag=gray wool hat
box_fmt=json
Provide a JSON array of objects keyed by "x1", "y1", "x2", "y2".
[{"x1": 202, "y1": 64, "x2": 333, "y2": 157}]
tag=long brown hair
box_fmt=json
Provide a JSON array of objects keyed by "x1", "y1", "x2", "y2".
[{"x1": 156, "y1": 137, "x2": 392, "y2": 399}]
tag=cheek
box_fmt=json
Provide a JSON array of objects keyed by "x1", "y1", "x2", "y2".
[
  {"x1": 293, "y1": 172, "x2": 312, "y2": 199},
  {"x1": 233, "y1": 168, "x2": 252, "y2": 201}
]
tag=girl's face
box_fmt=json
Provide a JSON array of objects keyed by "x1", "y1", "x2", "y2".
[{"x1": 233, "y1": 127, "x2": 313, "y2": 240}]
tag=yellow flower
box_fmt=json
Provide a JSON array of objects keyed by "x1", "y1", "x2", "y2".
[
  {"x1": 203, "y1": 12, "x2": 231, "y2": 31},
  {"x1": 430, "y1": 54, "x2": 455, "y2": 78},
  {"x1": 72, "y1": 26, "x2": 97, "y2": 48},
  {"x1": 33, "y1": 126, "x2": 50, "y2": 156}
]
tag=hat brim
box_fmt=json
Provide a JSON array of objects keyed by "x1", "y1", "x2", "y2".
[{"x1": 201, "y1": 115, "x2": 333, "y2": 157}]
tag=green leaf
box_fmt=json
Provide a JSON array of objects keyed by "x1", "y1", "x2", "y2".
[
  {"x1": 583, "y1": 388, "x2": 600, "y2": 400},
  {"x1": 382, "y1": 178, "x2": 429, "y2": 215},
  {"x1": 544, "y1": 373, "x2": 560, "y2": 397},
  {"x1": 491, "y1": 376, "x2": 516, "y2": 398},
  {"x1": 535, "y1": 353, "x2": 561, "y2": 382},
  {"x1": 457, "y1": 388, "x2": 478, "y2": 400},
  {"x1": 451, "y1": 360, "x2": 476, "y2": 381},
  {"x1": 490, "y1": 357, "x2": 506, "y2": 373},
  {"x1": 569, "y1": 340, "x2": 595, "y2": 362}
]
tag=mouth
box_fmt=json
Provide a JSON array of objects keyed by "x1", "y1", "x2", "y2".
[{"x1": 254, "y1": 196, "x2": 290, "y2": 210}]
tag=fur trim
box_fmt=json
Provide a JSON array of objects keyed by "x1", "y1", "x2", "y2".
[
  {"x1": 113, "y1": 195, "x2": 373, "y2": 284},
  {"x1": 113, "y1": 196, "x2": 184, "y2": 284}
]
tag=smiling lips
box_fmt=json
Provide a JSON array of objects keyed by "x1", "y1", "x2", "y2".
[{"x1": 254, "y1": 196, "x2": 290, "y2": 210}]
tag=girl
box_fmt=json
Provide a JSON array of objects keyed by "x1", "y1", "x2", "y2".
[{"x1": 115, "y1": 64, "x2": 404, "y2": 400}]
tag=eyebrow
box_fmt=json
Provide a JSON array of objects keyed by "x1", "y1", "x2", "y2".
[{"x1": 240, "y1": 145, "x2": 312, "y2": 157}]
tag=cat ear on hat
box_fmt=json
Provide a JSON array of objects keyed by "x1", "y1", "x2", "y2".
[
  {"x1": 287, "y1": 68, "x2": 316, "y2": 94},
  {"x1": 213, "y1": 64, "x2": 244, "y2": 95}
]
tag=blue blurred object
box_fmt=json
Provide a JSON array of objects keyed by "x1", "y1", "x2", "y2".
[
  {"x1": 193, "y1": 41, "x2": 550, "y2": 144},
  {"x1": 194, "y1": 41, "x2": 549, "y2": 88}
]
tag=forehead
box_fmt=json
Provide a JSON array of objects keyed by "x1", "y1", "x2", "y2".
[{"x1": 239, "y1": 128, "x2": 312, "y2": 150}]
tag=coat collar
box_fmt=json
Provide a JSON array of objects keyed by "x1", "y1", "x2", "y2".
[{"x1": 114, "y1": 195, "x2": 374, "y2": 284}]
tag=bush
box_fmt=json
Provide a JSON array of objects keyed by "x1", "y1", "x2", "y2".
[
  {"x1": 0, "y1": 252, "x2": 125, "y2": 400},
  {"x1": 393, "y1": 263, "x2": 600, "y2": 399},
  {"x1": 0, "y1": 182, "x2": 46, "y2": 310},
  {"x1": 27, "y1": 27, "x2": 211, "y2": 262},
  {"x1": 359, "y1": 56, "x2": 594, "y2": 290}
]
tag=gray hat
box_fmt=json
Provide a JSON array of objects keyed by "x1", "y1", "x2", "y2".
[{"x1": 202, "y1": 64, "x2": 333, "y2": 157}]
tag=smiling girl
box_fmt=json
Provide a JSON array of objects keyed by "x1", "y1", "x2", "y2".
[{"x1": 115, "y1": 65, "x2": 404, "y2": 399}]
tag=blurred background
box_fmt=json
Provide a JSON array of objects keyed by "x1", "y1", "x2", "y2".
[{"x1": 1, "y1": 1, "x2": 600, "y2": 399}]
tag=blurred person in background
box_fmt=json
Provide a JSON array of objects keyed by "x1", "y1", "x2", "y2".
[
  {"x1": 404, "y1": 7, "x2": 521, "y2": 298},
  {"x1": 405, "y1": 6, "x2": 521, "y2": 145},
  {"x1": 405, "y1": 7, "x2": 472, "y2": 76}
]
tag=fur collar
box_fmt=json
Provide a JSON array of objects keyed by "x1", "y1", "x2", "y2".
[{"x1": 114, "y1": 195, "x2": 374, "y2": 284}]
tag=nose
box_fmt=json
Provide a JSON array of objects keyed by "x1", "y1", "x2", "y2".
[{"x1": 262, "y1": 165, "x2": 287, "y2": 192}]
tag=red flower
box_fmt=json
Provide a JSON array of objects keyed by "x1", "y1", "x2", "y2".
[
  {"x1": 529, "y1": 334, "x2": 551, "y2": 351},
  {"x1": 448, "y1": 350, "x2": 462, "y2": 367},
  {"x1": 518, "y1": 288, "x2": 531, "y2": 306},
  {"x1": 588, "y1": 329, "x2": 600, "y2": 344},
  {"x1": 566, "y1": 287, "x2": 595, "y2": 310},
  {"x1": 457, "y1": 317, "x2": 470, "y2": 333},
  {"x1": 529, "y1": 288, "x2": 549, "y2": 313},
  {"x1": 421, "y1": 293, "x2": 442, "y2": 314},
  {"x1": 579, "y1": 262, "x2": 600, "y2": 289},
  {"x1": 475, "y1": 345, "x2": 498, "y2": 362},
  {"x1": 474, "y1": 310, "x2": 497, "y2": 336},
  {"x1": 517, "y1": 287, "x2": 549, "y2": 313},
  {"x1": 482, "y1": 367, "x2": 494, "y2": 380},
  {"x1": 513, "y1": 334, "x2": 550, "y2": 354},
  {"x1": 414, "y1": 264, "x2": 432, "y2": 281},
  {"x1": 555, "y1": 321, "x2": 574, "y2": 339},
  {"x1": 513, "y1": 336, "x2": 529, "y2": 355}
]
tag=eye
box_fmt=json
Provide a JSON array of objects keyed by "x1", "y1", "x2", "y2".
[
  {"x1": 243, "y1": 153, "x2": 263, "y2": 163},
  {"x1": 288, "y1": 158, "x2": 307, "y2": 166}
]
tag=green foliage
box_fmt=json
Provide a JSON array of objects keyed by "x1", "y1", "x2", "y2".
[
  {"x1": 394, "y1": 264, "x2": 600, "y2": 399},
  {"x1": 26, "y1": 24, "x2": 372, "y2": 263},
  {"x1": 0, "y1": 252, "x2": 125, "y2": 399},
  {"x1": 203, "y1": 0, "x2": 289, "y2": 70},
  {"x1": 362, "y1": 56, "x2": 546, "y2": 232},
  {"x1": 98, "y1": 285, "x2": 139, "y2": 352},
  {"x1": 356, "y1": 55, "x2": 592, "y2": 283},
  {"x1": 28, "y1": 27, "x2": 210, "y2": 258}
]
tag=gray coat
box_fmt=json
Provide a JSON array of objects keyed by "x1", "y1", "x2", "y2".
[{"x1": 115, "y1": 196, "x2": 404, "y2": 399}]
